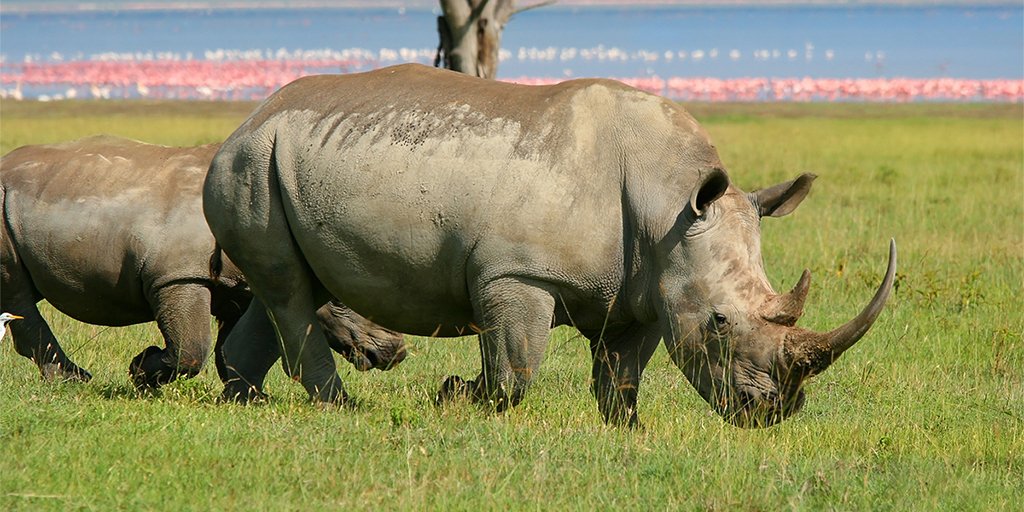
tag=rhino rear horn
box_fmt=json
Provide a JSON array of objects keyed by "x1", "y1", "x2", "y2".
[
  {"x1": 763, "y1": 269, "x2": 811, "y2": 326},
  {"x1": 786, "y1": 239, "x2": 897, "y2": 375}
]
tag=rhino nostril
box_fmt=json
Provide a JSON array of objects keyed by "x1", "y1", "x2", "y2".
[{"x1": 363, "y1": 349, "x2": 381, "y2": 368}]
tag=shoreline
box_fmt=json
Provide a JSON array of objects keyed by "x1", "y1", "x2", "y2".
[{"x1": 2, "y1": 1, "x2": 1020, "y2": 15}]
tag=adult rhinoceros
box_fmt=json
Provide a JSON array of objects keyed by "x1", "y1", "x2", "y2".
[
  {"x1": 1, "y1": 135, "x2": 406, "y2": 389},
  {"x1": 204, "y1": 63, "x2": 895, "y2": 427}
]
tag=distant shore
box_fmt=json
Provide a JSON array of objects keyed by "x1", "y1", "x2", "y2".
[{"x1": 2, "y1": 1, "x2": 1020, "y2": 15}]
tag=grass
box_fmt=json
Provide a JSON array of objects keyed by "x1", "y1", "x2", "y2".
[{"x1": 1, "y1": 99, "x2": 1022, "y2": 510}]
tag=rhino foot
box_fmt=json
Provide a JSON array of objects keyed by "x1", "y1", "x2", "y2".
[
  {"x1": 434, "y1": 375, "x2": 471, "y2": 406},
  {"x1": 129, "y1": 345, "x2": 199, "y2": 390},
  {"x1": 433, "y1": 375, "x2": 518, "y2": 412},
  {"x1": 39, "y1": 362, "x2": 92, "y2": 383},
  {"x1": 219, "y1": 381, "x2": 269, "y2": 404}
]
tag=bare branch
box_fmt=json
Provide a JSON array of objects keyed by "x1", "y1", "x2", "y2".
[{"x1": 512, "y1": 0, "x2": 556, "y2": 17}]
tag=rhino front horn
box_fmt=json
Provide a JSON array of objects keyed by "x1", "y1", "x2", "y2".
[{"x1": 786, "y1": 239, "x2": 897, "y2": 375}]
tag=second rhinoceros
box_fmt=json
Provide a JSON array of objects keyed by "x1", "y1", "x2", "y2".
[
  {"x1": 1, "y1": 135, "x2": 406, "y2": 388},
  {"x1": 204, "y1": 64, "x2": 895, "y2": 427}
]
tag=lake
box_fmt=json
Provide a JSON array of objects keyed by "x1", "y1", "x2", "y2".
[{"x1": 1, "y1": 4, "x2": 1021, "y2": 101}]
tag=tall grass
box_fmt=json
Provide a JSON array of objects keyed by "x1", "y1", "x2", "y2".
[{"x1": 1, "y1": 100, "x2": 1021, "y2": 510}]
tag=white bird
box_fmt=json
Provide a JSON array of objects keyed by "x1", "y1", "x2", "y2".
[{"x1": 1, "y1": 312, "x2": 24, "y2": 340}]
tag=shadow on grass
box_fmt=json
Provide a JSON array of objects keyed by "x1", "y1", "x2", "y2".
[{"x1": 94, "y1": 382, "x2": 160, "y2": 401}]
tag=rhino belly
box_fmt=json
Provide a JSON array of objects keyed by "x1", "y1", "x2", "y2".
[
  {"x1": 290, "y1": 222, "x2": 478, "y2": 337},
  {"x1": 12, "y1": 204, "x2": 154, "y2": 327},
  {"x1": 282, "y1": 185, "x2": 479, "y2": 337},
  {"x1": 39, "y1": 286, "x2": 153, "y2": 327},
  {"x1": 22, "y1": 251, "x2": 153, "y2": 326}
]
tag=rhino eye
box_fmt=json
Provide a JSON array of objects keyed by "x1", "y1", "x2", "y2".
[{"x1": 713, "y1": 312, "x2": 728, "y2": 327}]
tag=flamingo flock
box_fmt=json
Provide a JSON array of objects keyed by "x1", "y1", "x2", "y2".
[
  {"x1": 1, "y1": 55, "x2": 1021, "y2": 102},
  {"x1": 511, "y1": 76, "x2": 1024, "y2": 102}
]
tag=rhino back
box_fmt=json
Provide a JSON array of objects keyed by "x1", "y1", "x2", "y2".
[
  {"x1": 1, "y1": 135, "x2": 220, "y2": 325},
  {"x1": 215, "y1": 64, "x2": 713, "y2": 333}
]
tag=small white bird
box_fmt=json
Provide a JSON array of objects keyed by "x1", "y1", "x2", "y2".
[{"x1": 1, "y1": 312, "x2": 24, "y2": 340}]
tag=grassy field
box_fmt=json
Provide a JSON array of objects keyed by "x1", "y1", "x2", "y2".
[{"x1": 1, "y1": 99, "x2": 1021, "y2": 510}]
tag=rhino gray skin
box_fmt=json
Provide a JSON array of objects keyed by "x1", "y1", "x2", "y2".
[
  {"x1": 204, "y1": 64, "x2": 895, "y2": 427},
  {"x1": 1, "y1": 135, "x2": 406, "y2": 389}
]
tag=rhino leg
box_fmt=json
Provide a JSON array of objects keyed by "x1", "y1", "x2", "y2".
[
  {"x1": 585, "y1": 323, "x2": 661, "y2": 428},
  {"x1": 4, "y1": 303, "x2": 92, "y2": 382},
  {"x1": 210, "y1": 290, "x2": 253, "y2": 383},
  {"x1": 206, "y1": 136, "x2": 345, "y2": 404},
  {"x1": 129, "y1": 283, "x2": 212, "y2": 389},
  {"x1": 264, "y1": 288, "x2": 345, "y2": 403},
  {"x1": 219, "y1": 299, "x2": 281, "y2": 403},
  {"x1": 0, "y1": 245, "x2": 91, "y2": 382},
  {"x1": 436, "y1": 278, "x2": 556, "y2": 411},
  {"x1": 213, "y1": 235, "x2": 344, "y2": 403},
  {"x1": 212, "y1": 313, "x2": 239, "y2": 384}
]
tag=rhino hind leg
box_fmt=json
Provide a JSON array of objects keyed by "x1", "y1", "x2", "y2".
[
  {"x1": 210, "y1": 281, "x2": 254, "y2": 383},
  {"x1": 435, "y1": 277, "x2": 556, "y2": 412},
  {"x1": 129, "y1": 283, "x2": 213, "y2": 389},
  {"x1": 0, "y1": 247, "x2": 91, "y2": 382},
  {"x1": 584, "y1": 323, "x2": 662, "y2": 428},
  {"x1": 218, "y1": 299, "x2": 283, "y2": 403},
  {"x1": 6, "y1": 305, "x2": 92, "y2": 383},
  {"x1": 214, "y1": 245, "x2": 345, "y2": 403},
  {"x1": 210, "y1": 224, "x2": 345, "y2": 403},
  {"x1": 262, "y1": 278, "x2": 346, "y2": 404},
  {"x1": 205, "y1": 133, "x2": 346, "y2": 404}
]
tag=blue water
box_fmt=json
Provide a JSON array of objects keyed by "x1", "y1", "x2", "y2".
[{"x1": 1, "y1": 5, "x2": 1021, "y2": 79}]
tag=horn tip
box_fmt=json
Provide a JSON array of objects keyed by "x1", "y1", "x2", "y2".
[
  {"x1": 887, "y1": 238, "x2": 897, "y2": 274},
  {"x1": 795, "y1": 268, "x2": 812, "y2": 292}
]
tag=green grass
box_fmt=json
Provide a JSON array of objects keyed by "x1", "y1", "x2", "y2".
[{"x1": 1, "y1": 100, "x2": 1022, "y2": 510}]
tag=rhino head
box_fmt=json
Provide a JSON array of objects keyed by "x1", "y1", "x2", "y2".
[
  {"x1": 317, "y1": 301, "x2": 408, "y2": 371},
  {"x1": 658, "y1": 170, "x2": 895, "y2": 428}
]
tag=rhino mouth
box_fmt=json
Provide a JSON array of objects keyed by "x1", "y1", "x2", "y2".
[
  {"x1": 331, "y1": 335, "x2": 408, "y2": 372},
  {"x1": 345, "y1": 348, "x2": 376, "y2": 372},
  {"x1": 720, "y1": 388, "x2": 806, "y2": 428}
]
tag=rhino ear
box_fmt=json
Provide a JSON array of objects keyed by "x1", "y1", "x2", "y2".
[
  {"x1": 750, "y1": 173, "x2": 817, "y2": 218},
  {"x1": 690, "y1": 168, "x2": 730, "y2": 216}
]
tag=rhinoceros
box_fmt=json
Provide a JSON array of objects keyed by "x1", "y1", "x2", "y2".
[
  {"x1": 204, "y1": 63, "x2": 895, "y2": 427},
  {"x1": 1, "y1": 135, "x2": 406, "y2": 389}
]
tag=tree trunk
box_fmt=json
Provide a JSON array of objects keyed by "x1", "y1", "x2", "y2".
[{"x1": 435, "y1": 0, "x2": 553, "y2": 79}]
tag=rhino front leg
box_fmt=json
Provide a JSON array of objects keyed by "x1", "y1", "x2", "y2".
[
  {"x1": 437, "y1": 278, "x2": 556, "y2": 411},
  {"x1": 129, "y1": 283, "x2": 213, "y2": 389},
  {"x1": 584, "y1": 323, "x2": 661, "y2": 428},
  {"x1": 0, "y1": 252, "x2": 91, "y2": 381}
]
